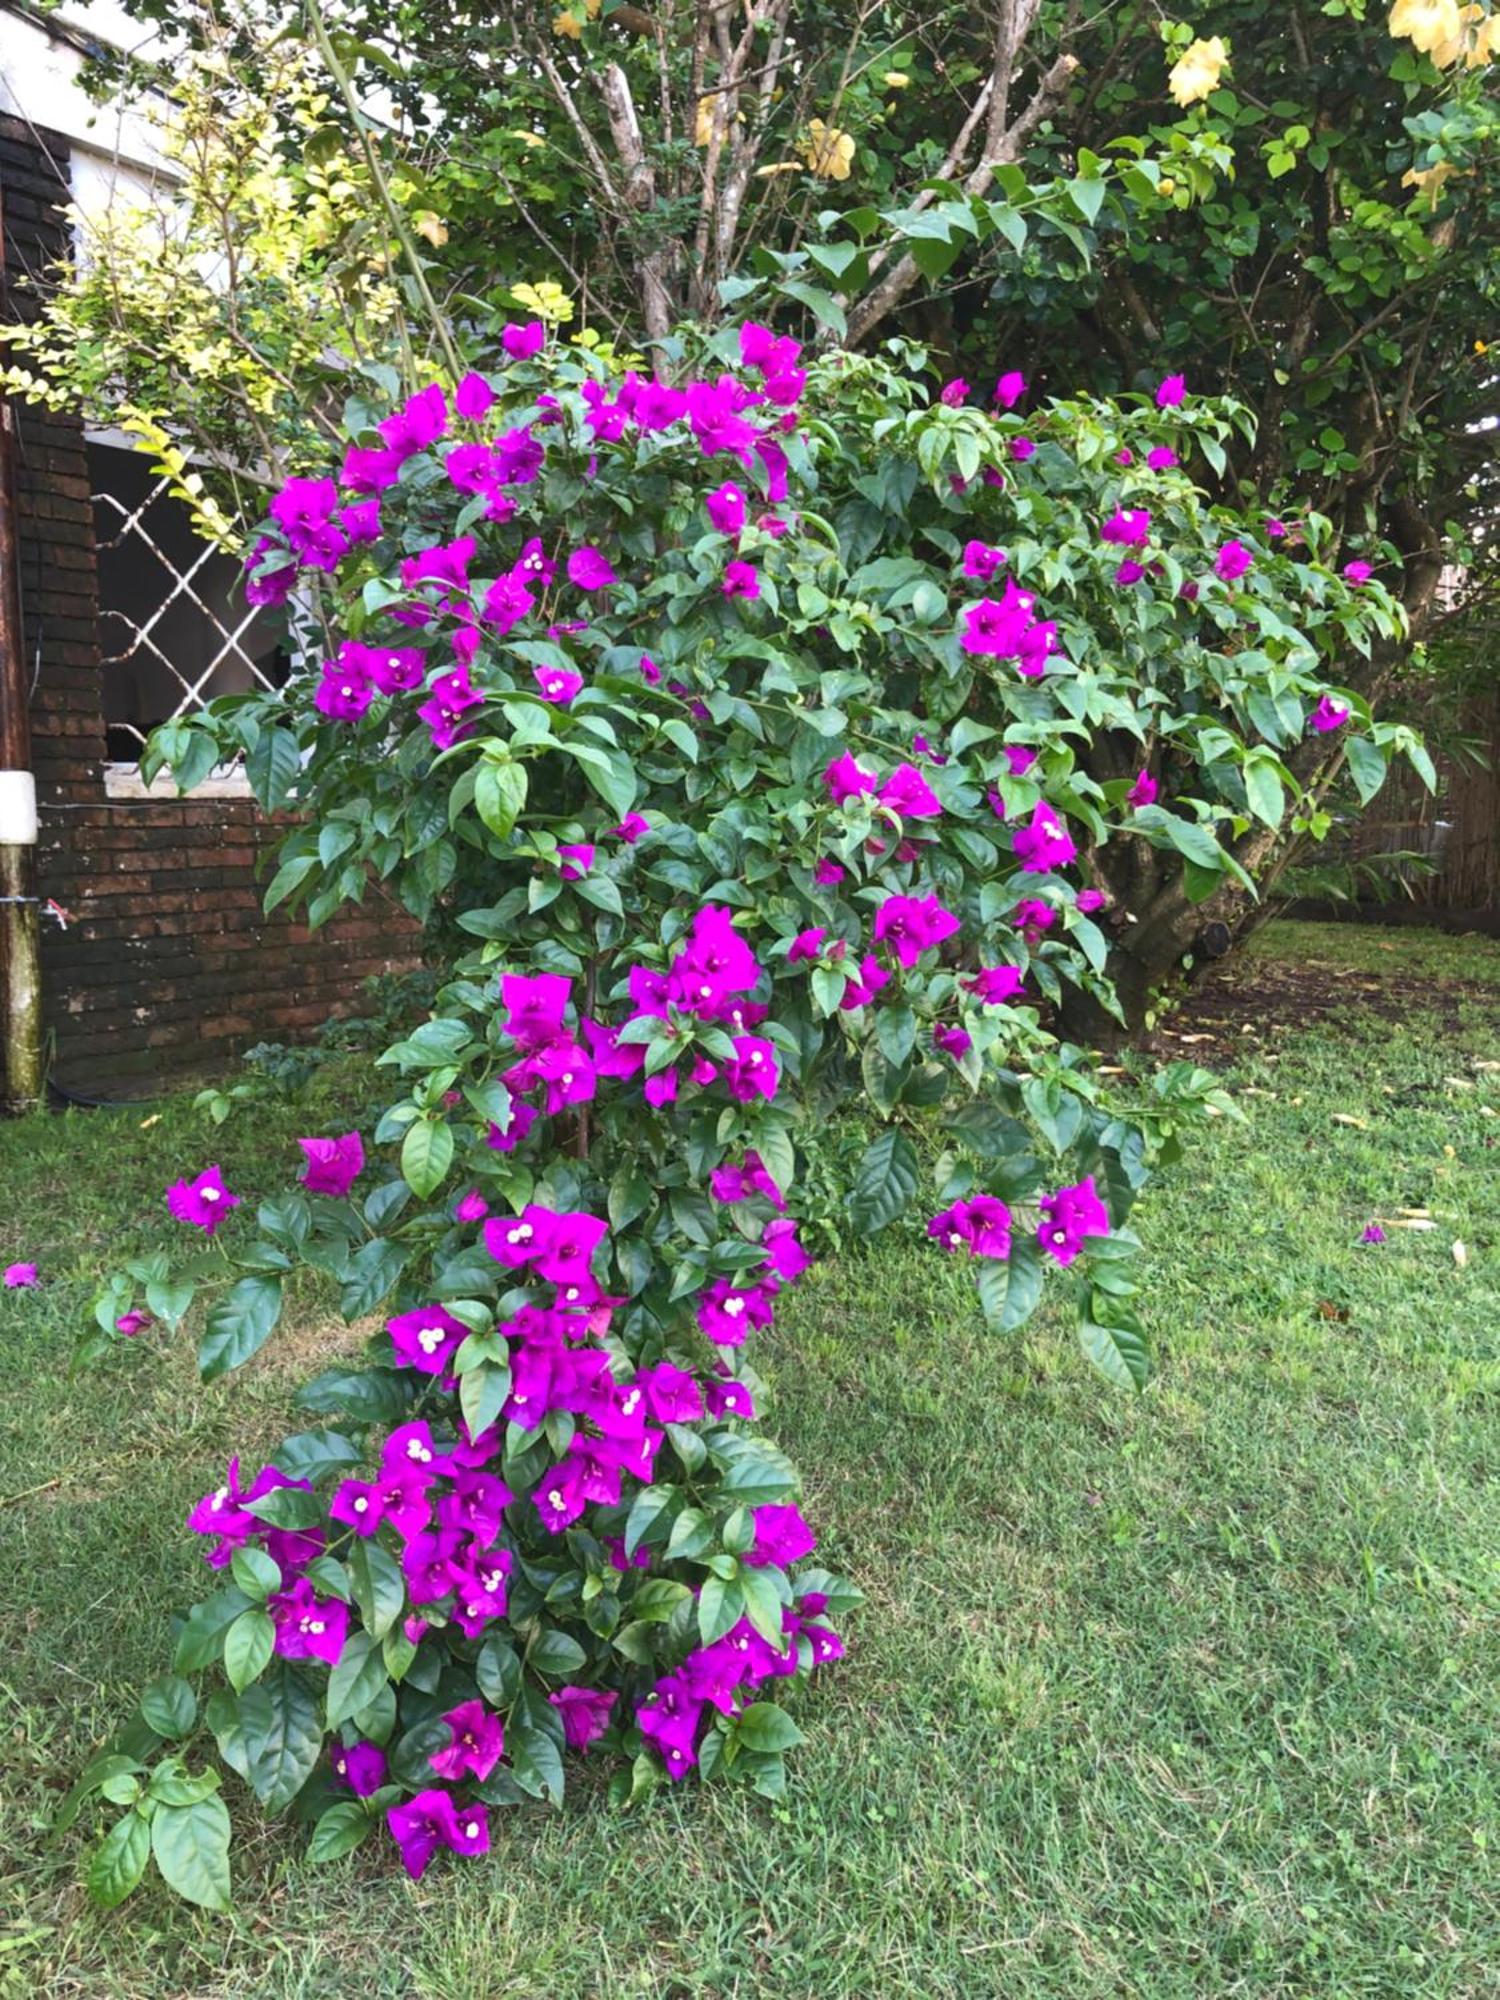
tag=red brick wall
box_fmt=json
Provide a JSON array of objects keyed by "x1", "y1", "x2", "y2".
[{"x1": 3, "y1": 116, "x2": 421, "y2": 1091}]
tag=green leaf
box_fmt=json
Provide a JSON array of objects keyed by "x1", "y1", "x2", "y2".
[
  {"x1": 273, "y1": 1430, "x2": 364, "y2": 1483},
  {"x1": 246, "y1": 726, "x2": 301, "y2": 809},
  {"x1": 460, "y1": 1360, "x2": 511, "y2": 1439},
  {"x1": 476, "y1": 1635, "x2": 522, "y2": 1708},
  {"x1": 150, "y1": 1795, "x2": 232, "y2": 1911},
  {"x1": 734, "y1": 1702, "x2": 804, "y2": 1752},
  {"x1": 339, "y1": 1237, "x2": 410, "y2": 1318},
  {"x1": 624, "y1": 1483, "x2": 675, "y2": 1557},
  {"x1": 140, "y1": 1675, "x2": 197, "y2": 1740},
  {"x1": 739, "y1": 1565, "x2": 786, "y2": 1646},
  {"x1": 88, "y1": 1811, "x2": 150, "y2": 1909},
  {"x1": 174, "y1": 1585, "x2": 255, "y2": 1673},
  {"x1": 530, "y1": 1629, "x2": 587, "y2": 1676},
  {"x1": 698, "y1": 1573, "x2": 745, "y2": 1645},
  {"x1": 847, "y1": 1127, "x2": 919, "y2": 1235},
  {"x1": 509, "y1": 1723, "x2": 565, "y2": 1806},
  {"x1": 307, "y1": 1800, "x2": 373, "y2": 1864},
  {"x1": 1344, "y1": 734, "x2": 1387, "y2": 806},
  {"x1": 326, "y1": 1632, "x2": 389, "y2": 1731},
  {"x1": 1242, "y1": 753, "x2": 1286, "y2": 828},
  {"x1": 239, "y1": 1665, "x2": 323, "y2": 1813},
  {"x1": 229, "y1": 1547, "x2": 281, "y2": 1602},
  {"x1": 224, "y1": 1610, "x2": 277, "y2": 1694},
  {"x1": 1079, "y1": 1292, "x2": 1151, "y2": 1391},
  {"x1": 198, "y1": 1276, "x2": 283, "y2": 1381},
  {"x1": 976, "y1": 1238, "x2": 1044, "y2": 1334},
  {"x1": 349, "y1": 1539, "x2": 406, "y2": 1641},
  {"x1": 401, "y1": 1118, "x2": 455, "y2": 1199},
  {"x1": 474, "y1": 760, "x2": 528, "y2": 839}
]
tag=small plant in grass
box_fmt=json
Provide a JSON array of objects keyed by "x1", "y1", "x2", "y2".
[{"x1": 78, "y1": 316, "x2": 1401, "y2": 1904}]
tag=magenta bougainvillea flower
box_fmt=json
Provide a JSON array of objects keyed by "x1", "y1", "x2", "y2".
[
  {"x1": 115, "y1": 1309, "x2": 153, "y2": 1335},
  {"x1": 825, "y1": 752, "x2": 877, "y2": 805},
  {"x1": 722, "y1": 560, "x2": 760, "y2": 599},
  {"x1": 1037, "y1": 1175, "x2": 1110, "y2": 1265},
  {"x1": 744, "y1": 1502, "x2": 816, "y2": 1568},
  {"x1": 933, "y1": 1023, "x2": 973, "y2": 1061},
  {"x1": 724, "y1": 1035, "x2": 780, "y2": 1101},
  {"x1": 1216, "y1": 540, "x2": 1254, "y2": 582},
  {"x1": 928, "y1": 1194, "x2": 1012, "y2": 1259},
  {"x1": 1101, "y1": 507, "x2": 1152, "y2": 549},
  {"x1": 549, "y1": 1685, "x2": 617, "y2": 1750},
  {"x1": 994, "y1": 369, "x2": 1027, "y2": 410},
  {"x1": 388, "y1": 1303, "x2": 470, "y2": 1375},
  {"x1": 558, "y1": 843, "x2": 595, "y2": 880},
  {"x1": 962, "y1": 540, "x2": 1007, "y2": 582},
  {"x1": 567, "y1": 545, "x2": 617, "y2": 592},
  {"x1": 939, "y1": 377, "x2": 969, "y2": 406},
  {"x1": 534, "y1": 665, "x2": 584, "y2": 704},
  {"x1": 696, "y1": 1278, "x2": 775, "y2": 1345},
  {"x1": 710, "y1": 1150, "x2": 786, "y2": 1210},
  {"x1": 501, "y1": 970, "x2": 571, "y2": 1047},
  {"x1": 1114, "y1": 560, "x2": 1146, "y2": 587},
  {"x1": 705, "y1": 482, "x2": 747, "y2": 535},
  {"x1": 1127, "y1": 771, "x2": 1158, "y2": 810},
  {"x1": 4, "y1": 1261, "x2": 38, "y2": 1287},
  {"x1": 332, "y1": 1741, "x2": 387, "y2": 1796},
  {"x1": 501, "y1": 319, "x2": 546, "y2": 360},
  {"x1": 453, "y1": 1187, "x2": 489, "y2": 1224},
  {"x1": 874, "y1": 893, "x2": 960, "y2": 967},
  {"x1": 1311, "y1": 694, "x2": 1351, "y2": 733},
  {"x1": 1147, "y1": 446, "x2": 1178, "y2": 471},
  {"x1": 879, "y1": 762, "x2": 944, "y2": 819},
  {"x1": 1012, "y1": 802, "x2": 1077, "y2": 873},
  {"x1": 1010, "y1": 435, "x2": 1036, "y2": 461},
  {"x1": 297, "y1": 1132, "x2": 364, "y2": 1197},
  {"x1": 417, "y1": 666, "x2": 485, "y2": 750},
  {"x1": 386, "y1": 1791, "x2": 490, "y2": 1880},
  {"x1": 430, "y1": 1699, "x2": 505, "y2": 1783},
  {"x1": 1015, "y1": 897, "x2": 1056, "y2": 943},
  {"x1": 1076, "y1": 888, "x2": 1109, "y2": 913},
  {"x1": 1156, "y1": 373, "x2": 1187, "y2": 408},
  {"x1": 1343, "y1": 560, "x2": 1373, "y2": 585},
  {"x1": 1361, "y1": 1222, "x2": 1386, "y2": 1244},
  {"x1": 963, "y1": 964, "x2": 1025, "y2": 1004},
  {"x1": 167, "y1": 1165, "x2": 240, "y2": 1236},
  {"x1": 268, "y1": 1578, "x2": 348, "y2": 1665}
]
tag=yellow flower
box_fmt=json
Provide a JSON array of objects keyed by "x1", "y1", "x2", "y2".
[
  {"x1": 1476, "y1": 338, "x2": 1490, "y2": 354},
  {"x1": 801, "y1": 118, "x2": 856, "y2": 180},
  {"x1": 1388, "y1": 0, "x2": 1463, "y2": 55},
  {"x1": 412, "y1": 210, "x2": 448, "y2": 248},
  {"x1": 1402, "y1": 160, "x2": 1460, "y2": 203},
  {"x1": 754, "y1": 161, "x2": 802, "y2": 178},
  {"x1": 1168, "y1": 35, "x2": 1230, "y2": 106},
  {"x1": 553, "y1": 8, "x2": 582, "y2": 37},
  {"x1": 883, "y1": 71, "x2": 910, "y2": 89},
  {"x1": 510, "y1": 129, "x2": 545, "y2": 150}
]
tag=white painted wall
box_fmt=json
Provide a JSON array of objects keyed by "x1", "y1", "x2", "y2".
[{"x1": 0, "y1": 1, "x2": 180, "y2": 229}]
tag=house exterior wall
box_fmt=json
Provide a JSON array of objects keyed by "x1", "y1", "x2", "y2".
[{"x1": 3, "y1": 113, "x2": 421, "y2": 1090}]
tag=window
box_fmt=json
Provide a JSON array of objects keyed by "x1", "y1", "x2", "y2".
[{"x1": 89, "y1": 438, "x2": 293, "y2": 788}]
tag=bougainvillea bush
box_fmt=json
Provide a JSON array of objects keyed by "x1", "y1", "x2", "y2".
[{"x1": 73, "y1": 319, "x2": 1405, "y2": 1910}]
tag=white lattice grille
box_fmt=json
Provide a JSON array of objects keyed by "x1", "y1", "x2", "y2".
[
  {"x1": 88, "y1": 439, "x2": 305, "y2": 764},
  {"x1": 92, "y1": 476, "x2": 282, "y2": 754}
]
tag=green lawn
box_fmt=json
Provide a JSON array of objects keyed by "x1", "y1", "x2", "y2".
[{"x1": 2, "y1": 921, "x2": 1498, "y2": 1998}]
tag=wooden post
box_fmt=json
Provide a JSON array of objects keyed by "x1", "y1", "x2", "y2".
[{"x1": 0, "y1": 181, "x2": 44, "y2": 1112}]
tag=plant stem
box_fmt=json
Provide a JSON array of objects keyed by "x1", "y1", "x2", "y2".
[{"x1": 302, "y1": 0, "x2": 465, "y2": 385}]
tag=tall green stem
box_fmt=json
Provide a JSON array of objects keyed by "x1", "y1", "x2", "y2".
[{"x1": 302, "y1": 0, "x2": 465, "y2": 384}]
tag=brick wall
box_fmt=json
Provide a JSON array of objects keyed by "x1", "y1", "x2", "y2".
[{"x1": 2, "y1": 115, "x2": 421, "y2": 1091}]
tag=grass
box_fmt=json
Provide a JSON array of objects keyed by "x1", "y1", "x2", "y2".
[{"x1": 2, "y1": 920, "x2": 1498, "y2": 1998}]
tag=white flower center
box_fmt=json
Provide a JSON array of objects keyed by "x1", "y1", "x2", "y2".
[
  {"x1": 202, "y1": 1187, "x2": 221, "y2": 1202},
  {"x1": 724, "y1": 1297, "x2": 745, "y2": 1318},
  {"x1": 466, "y1": 1822, "x2": 479, "y2": 1839},
  {"x1": 353, "y1": 1497, "x2": 369, "y2": 1514}
]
